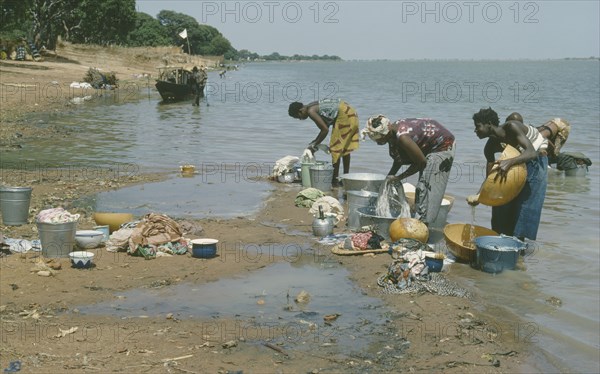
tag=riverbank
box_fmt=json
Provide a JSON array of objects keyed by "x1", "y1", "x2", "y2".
[{"x1": 1, "y1": 44, "x2": 534, "y2": 373}]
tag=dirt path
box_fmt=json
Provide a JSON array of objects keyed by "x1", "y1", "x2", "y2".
[{"x1": 0, "y1": 44, "x2": 531, "y2": 373}]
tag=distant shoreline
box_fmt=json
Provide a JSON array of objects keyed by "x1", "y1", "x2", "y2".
[{"x1": 244, "y1": 57, "x2": 599, "y2": 63}]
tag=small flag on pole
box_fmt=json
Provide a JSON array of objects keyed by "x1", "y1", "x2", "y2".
[{"x1": 178, "y1": 29, "x2": 187, "y2": 39}]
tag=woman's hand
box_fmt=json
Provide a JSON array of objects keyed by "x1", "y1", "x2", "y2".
[
  {"x1": 302, "y1": 148, "x2": 314, "y2": 160},
  {"x1": 466, "y1": 194, "x2": 480, "y2": 206}
]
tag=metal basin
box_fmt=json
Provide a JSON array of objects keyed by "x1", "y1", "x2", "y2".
[
  {"x1": 340, "y1": 173, "x2": 387, "y2": 194},
  {"x1": 357, "y1": 206, "x2": 400, "y2": 240}
]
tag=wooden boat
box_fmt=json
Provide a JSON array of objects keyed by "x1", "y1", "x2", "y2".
[{"x1": 155, "y1": 66, "x2": 204, "y2": 102}]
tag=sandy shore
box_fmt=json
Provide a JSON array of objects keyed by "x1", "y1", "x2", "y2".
[{"x1": 1, "y1": 44, "x2": 532, "y2": 373}]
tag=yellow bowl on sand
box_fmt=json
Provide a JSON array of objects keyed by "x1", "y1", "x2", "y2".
[{"x1": 93, "y1": 212, "x2": 134, "y2": 233}]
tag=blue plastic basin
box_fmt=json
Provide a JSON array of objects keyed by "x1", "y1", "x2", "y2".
[{"x1": 191, "y1": 238, "x2": 218, "y2": 258}]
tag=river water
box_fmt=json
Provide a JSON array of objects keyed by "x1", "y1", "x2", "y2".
[{"x1": 2, "y1": 60, "x2": 599, "y2": 372}]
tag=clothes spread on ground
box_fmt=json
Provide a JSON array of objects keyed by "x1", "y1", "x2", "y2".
[
  {"x1": 347, "y1": 231, "x2": 386, "y2": 250},
  {"x1": 128, "y1": 213, "x2": 187, "y2": 258},
  {"x1": 377, "y1": 238, "x2": 468, "y2": 297},
  {"x1": 294, "y1": 188, "x2": 325, "y2": 208}
]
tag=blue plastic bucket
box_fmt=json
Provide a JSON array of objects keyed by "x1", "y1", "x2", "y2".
[{"x1": 475, "y1": 235, "x2": 526, "y2": 274}]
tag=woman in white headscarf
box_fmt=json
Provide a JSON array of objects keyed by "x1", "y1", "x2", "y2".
[{"x1": 362, "y1": 115, "x2": 455, "y2": 226}]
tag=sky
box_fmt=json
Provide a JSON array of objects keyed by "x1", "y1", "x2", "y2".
[{"x1": 135, "y1": 0, "x2": 600, "y2": 60}]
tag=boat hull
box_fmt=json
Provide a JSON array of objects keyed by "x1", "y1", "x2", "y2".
[{"x1": 155, "y1": 80, "x2": 196, "y2": 102}]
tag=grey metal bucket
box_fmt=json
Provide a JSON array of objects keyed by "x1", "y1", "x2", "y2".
[
  {"x1": 340, "y1": 173, "x2": 387, "y2": 194},
  {"x1": 356, "y1": 206, "x2": 399, "y2": 240},
  {"x1": 301, "y1": 161, "x2": 325, "y2": 188},
  {"x1": 37, "y1": 221, "x2": 77, "y2": 258},
  {"x1": 347, "y1": 190, "x2": 378, "y2": 230},
  {"x1": 309, "y1": 164, "x2": 334, "y2": 191},
  {"x1": 0, "y1": 186, "x2": 32, "y2": 226}
]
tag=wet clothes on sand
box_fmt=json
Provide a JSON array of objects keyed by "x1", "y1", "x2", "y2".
[{"x1": 127, "y1": 213, "x2": 189, "y2": 258}]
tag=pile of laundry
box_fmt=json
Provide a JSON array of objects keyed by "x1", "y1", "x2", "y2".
[
  {"x1": 378, "y1": 239, "x2": 468, "y2": 297},
  {"x1": 36, "y1": 207, "x2": 80, "y2": 223},
  {"x1": 106, "y1": 213, "x2": 191, "y2": 259},
  {"x1": 272, "y1": 155, "x2": 299, "y2": 178},
  {"x1": 295, "y1": 188, "x2": 346, "y2": 225}
]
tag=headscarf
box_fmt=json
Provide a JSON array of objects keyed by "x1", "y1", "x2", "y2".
[{"x1": 361, "y1": 114, "x2": 391, "y2": 141}]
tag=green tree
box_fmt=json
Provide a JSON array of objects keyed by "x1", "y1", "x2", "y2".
[
  {"x1": 156, "y1": 10, "x2": 199, "y2": 46},
  {"x1": 70, "y1": 0, "x2": 136, "y2": 45},
  {"x1": 156, "y1": 10, "x2": 232, "y2": 56},
  {"x1": 126, "y1": 12, "x2": 169, "y2": 47},
  {"x1": 28, "y1": 0, "x2": 81, "y2": 49},
  {"x1": 207, "y1": 35, "x2": 231, "y2": 55},
  {"x1": 0, "y1": 0, "x2": 32, "y2": 39}
]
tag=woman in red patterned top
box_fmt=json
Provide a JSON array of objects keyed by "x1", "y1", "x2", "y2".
[{"x1": 362, "y1": 115, "x2": 455, "y2": 226}]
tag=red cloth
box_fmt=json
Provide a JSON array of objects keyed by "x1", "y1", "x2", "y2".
[{"x1": 351, "y1": 232, "x2": 373, "y2": 250}]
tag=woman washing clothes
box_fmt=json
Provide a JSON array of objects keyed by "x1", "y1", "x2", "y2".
[
  {"x1": 288, "y1": 99, "x2": 360, "y2": 187},
  {"x1": 469, "y1": 108, "x2": 548, "y2": 241},
  {"x1": 362, "y1": 115, "x2": 455, "y2": 226}
]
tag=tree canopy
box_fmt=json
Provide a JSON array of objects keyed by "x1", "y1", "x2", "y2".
[{"x1": 0, "y1": 1, "x2": 340, "y2": 61}]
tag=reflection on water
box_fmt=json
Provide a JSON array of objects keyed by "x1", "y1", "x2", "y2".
[
  {"x1": 75, "y1": 257, "x2": 387, "y2": 353},
  {"x1": 87, "y1": 171, "x2": 274, "y2": 219}
]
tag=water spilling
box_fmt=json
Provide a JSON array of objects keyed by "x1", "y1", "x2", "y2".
[{"x1": 375, "y1": 179, "x2": 411, "y2": 219}]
